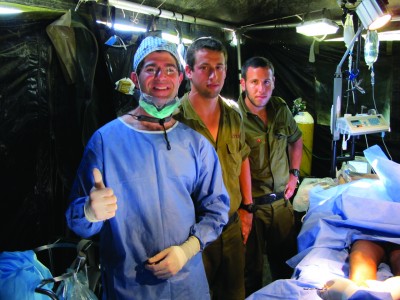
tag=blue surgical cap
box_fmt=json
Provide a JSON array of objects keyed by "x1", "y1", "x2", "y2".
[{"x1": 133, "y1": 36, "x2": 180, "y2": 72}]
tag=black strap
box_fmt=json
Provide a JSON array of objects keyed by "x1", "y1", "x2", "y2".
[
  {"x1": 34, "y1": 239, "x2": 96, "y2": 298},
  {"x1": 33, "y1": 242, "x2": 77, "y2": 253},
  {"x1": 127, "y1": 113, "x2": 171, "y2": 124},
  {"x1": 127, "y1": 113, "x2": 172, "y2": 150},
  {"x1": 158, "y1": 118, "x2": 171, "y2": 150}
]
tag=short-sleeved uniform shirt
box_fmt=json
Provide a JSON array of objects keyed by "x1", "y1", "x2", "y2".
[
  {"x1": 174, "y1": 93, "x2": 250, "y2": 216},
  {"x1": 238, "y1": 94, "x2": 302, "y2": 197}
]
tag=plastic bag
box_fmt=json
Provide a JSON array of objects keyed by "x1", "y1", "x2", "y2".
[{"x1": 56, "y1": 269, "x2": 98, "y2": 300}]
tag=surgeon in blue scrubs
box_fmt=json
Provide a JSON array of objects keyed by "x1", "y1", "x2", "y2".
[{"x1": 66, "y1": 36, "x2": 230, "y2": 300}]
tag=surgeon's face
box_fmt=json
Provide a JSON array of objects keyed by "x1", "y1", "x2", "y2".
[
  {"x1": 132, "y1": 51, "x2": 183, "y2": 106},
  {"x1": 240, "y1": 66, "x2": 275, "y2": 108},
  {"x1": 185, "y1": 49, "x2": 227, "y2": 100}
]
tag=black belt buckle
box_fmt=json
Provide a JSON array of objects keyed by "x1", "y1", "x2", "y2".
[
  {"x1": 255, "y1": 192, "x2": 284, "y2": 205},
  {"x1": 267, "y1": 193, "x2": 277, "y2": 203}
]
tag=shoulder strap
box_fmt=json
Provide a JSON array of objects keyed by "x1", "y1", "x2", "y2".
[{"x1": 220, "y1": 96, "x2": 243, "y2": 119}]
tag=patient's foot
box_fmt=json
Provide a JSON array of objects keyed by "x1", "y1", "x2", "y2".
[
  {"x1": 317, "y1": 277, "x2": 359, "y2": 300},
  {"x1": 318, "y1": 277, "x2": 400, "y2": 300}
]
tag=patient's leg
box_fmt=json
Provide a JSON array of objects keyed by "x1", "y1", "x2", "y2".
[
  {"x1": 388, "y1": 248, "x2": 400, "y2": 300},
  {"x1": 349, "y1": 240, "x2": 385, "y2": 286},
  {"x1": 389, "y1": 248, "x2": 400, "y2": 276}
]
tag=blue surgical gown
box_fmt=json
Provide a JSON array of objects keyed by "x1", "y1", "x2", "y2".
[{"x1": 66, "y1": 118, "x2": 230, "y2": 300}]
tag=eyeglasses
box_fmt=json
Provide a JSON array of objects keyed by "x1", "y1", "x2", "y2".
[{"x1": 142, "y1": 65, "x2": 179, "y2": 77}]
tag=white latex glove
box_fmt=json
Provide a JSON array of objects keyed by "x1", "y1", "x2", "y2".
[
  {"x1": 84, "y1": 168, "x2": 118, "y2": 222},
  {"x1": 145, "y1": 236, "x2": 200, "y2": 280},
  {"x1": 317, "y1": 277, "x2": 360, "y2": 300}
]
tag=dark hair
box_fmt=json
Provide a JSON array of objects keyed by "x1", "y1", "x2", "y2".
[
  {"x1": 241, "y1": 56, "x2": 274, "y2": 80},
  {"x1": 185, "y1": 37, "x2": 228, "y2": 69}
]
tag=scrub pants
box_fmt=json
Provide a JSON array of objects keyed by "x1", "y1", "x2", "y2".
[
  {"x1": 202, "y1": 215, "x2": 245, "y2": 300},
  {"x1": 244, "y1": 198, "x2": 297, "y2": 297}
]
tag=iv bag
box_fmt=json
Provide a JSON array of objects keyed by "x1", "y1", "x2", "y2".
[
  {"x1": 343, "y1": 14, "x2": 355, "y2": 49},
  {"x1": 364, "y1": 30, "x2": 379, "y2": 68}
]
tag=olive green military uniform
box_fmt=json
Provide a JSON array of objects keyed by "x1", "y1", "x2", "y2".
[
  {"x1": 174, "y1": 92, "x2": 250, "y2": 300},
  {"x1": 238, "y1": 94, "x2": 302, "y2": 296}
]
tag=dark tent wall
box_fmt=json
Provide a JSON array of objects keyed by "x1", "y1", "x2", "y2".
[
  {"x1": 0, "y1": 11, "x2": 115, "y2": 251},
  {"x1": 1, "y1": 14, "x2": 70, "y2": 250}
]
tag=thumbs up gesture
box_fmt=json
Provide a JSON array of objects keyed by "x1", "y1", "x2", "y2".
[{"x1": 87, "y1": 168, "x2": 118, "y2": 221}]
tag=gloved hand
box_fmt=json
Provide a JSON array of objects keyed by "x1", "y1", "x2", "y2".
[
  {"x1": 84, "y1": 168, "x2": 118, "y2": 222},
  {"x1": 317, "y1": 277, "x2": 359, "y2": 300},
  {"x1": 145, "y1": 236, "x2": 200, "y2": 280}
]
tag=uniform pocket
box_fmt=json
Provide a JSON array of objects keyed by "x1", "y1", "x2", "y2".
[{"x1": 226, "y1": 142, "x2": 242, "y2": 176}]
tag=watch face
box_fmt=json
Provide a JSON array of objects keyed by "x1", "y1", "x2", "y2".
[
  {"x1": 291, "y1": 169, "x2": 300, "y2": 177},
  {"x1": 240, "y1": 203, "x2": 257, "y2": 213},
  {"x1": 249, "y1": 204, "x2": 258, "y2": 213}
]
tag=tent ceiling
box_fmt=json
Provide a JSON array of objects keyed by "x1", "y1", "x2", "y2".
[
  {"x1": 3, "y1": 0, "x2": 400, "y2": 32},
  {"x1": 113, "y1": 0, "x2": 400, "y2": 28}
]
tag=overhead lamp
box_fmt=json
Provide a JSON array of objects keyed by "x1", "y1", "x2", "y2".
[
  {"x1": 296, "y1": 18, "x2": 339, "y2": 36},
  {"x1": 96, "y1": 20, "x2": 147, "y2": 33},
  {"x1": 0, "y1": 6, "x2": 22, "y2": 14},
  {"x1": 356, "y1": 0, "x2": 392, "y2": 30},
  {"x1": 0, "y1": 3, "x2": 22, "y2": 14},
  {"x1": 326, "y1": 30, "x2": 400, "y2": 42},
  {"x1": 161, "y1": 32, "x2": 193, "y2": 45}
]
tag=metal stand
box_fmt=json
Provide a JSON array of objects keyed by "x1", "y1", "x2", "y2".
[{"x1": 330, "y1": 25, "x2": 364, "y2": 178}]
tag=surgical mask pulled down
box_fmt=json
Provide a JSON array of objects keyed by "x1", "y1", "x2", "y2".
[{"x1": 139, "y1": 91, "x2": 180, "y2": 119}]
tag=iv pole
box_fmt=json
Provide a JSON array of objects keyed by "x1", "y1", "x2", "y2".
[{"x1": 330, "y1": 24, "x2": 364, "y2": 178}]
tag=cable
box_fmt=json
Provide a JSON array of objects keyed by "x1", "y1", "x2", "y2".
[
  {"x1": 302, "y1": 144, "x2": 331, "y2": 161},
  {"x1": 364, "y1": 134, "x2": 369, "y2": 148},
  {"x1": 370, "y1": 65, "x2": 379, "y2": 113},
  {"x1": 381, "y1": 132, "x2": 393, "y2": 161},
  {"x1": 342, "y1": 134, "x2": 351, "y2": 150}
]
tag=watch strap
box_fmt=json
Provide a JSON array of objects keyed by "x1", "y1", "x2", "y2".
[{"x1": 239, "y1": 203, "x2": 257, "y2": 213}]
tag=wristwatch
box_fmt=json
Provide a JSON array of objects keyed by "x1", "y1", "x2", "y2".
[
  {"x1": 289, "y1": 168, "x2": 300, "y2": 178},
  {"x1": 239, "y1": 203, "x2": 257, "y2": 213}
]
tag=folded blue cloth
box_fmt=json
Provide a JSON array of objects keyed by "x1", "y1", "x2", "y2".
[
  {"x1": 364, "y1": 145, "x2": 400, "y2": 202},
  {"x1": 0, "y1": 250, "x2": 53, "y2": 300}
]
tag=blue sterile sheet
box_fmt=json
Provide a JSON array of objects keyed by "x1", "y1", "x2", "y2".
[{"x1": 247, "y1": 145, "x2": 400, "y2": 300}]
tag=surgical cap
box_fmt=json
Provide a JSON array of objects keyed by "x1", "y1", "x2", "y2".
[{"x1": 133, "y1": 36, "x2": 180, "y2": 72}]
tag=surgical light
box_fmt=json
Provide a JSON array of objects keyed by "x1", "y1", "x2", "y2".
[
  {"x1": 296, "y1": 18, "x2": 339, "y2": 36},
  {"x1": 356, "y1": 0, "x2": 392, "y2": 30}
]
